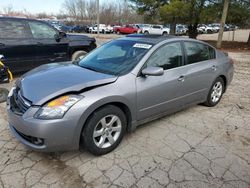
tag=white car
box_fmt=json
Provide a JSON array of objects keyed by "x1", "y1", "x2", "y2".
[
  {"x1": 198, "y1": 24, "x2": 214, "y2": 34},
  {"x1": 142, "y1": 25, "x2": 170, "y2": 35},
  {"x1": 89, "y1": 24, "x2": 112, "y2": 34}
]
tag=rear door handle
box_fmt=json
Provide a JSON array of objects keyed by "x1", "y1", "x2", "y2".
[{"x1": 178, "y1": 75, "x2": 185, "y2": 82}]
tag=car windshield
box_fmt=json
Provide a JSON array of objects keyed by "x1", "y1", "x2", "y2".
[{"x1": 78, "y1": 40, "x2": 152, "y2": 76}]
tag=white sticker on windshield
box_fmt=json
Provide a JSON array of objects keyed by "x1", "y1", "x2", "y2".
[{"x1": 133, "y1": 43, "x2": 152, "y2": 49}]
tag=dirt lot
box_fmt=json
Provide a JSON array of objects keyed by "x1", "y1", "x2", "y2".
[{"x1": 0, "y1": 38, "x2": 249, "y2": 187}]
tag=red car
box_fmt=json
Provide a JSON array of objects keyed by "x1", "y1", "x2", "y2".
[{"x1": 115, "y1": 25, "x2": 138, "y2": 34}]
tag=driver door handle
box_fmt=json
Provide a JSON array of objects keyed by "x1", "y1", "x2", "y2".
[
  {"x1": 211, "y1": 65, "x2": 217, "y2": 71},
  {"x1": 178, "y1": 75, "x2": 185, "y2": 82}
]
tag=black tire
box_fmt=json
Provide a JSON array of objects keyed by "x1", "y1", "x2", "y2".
[
  {"x1": 0, "y1": 88, "x2": 9, "y2": 103},
  {"x1": 71, "y1": 50, "x2": 87, "y2": 61},
  {"x1": 144, "y1": 31, "x2": 149, "y2": 35},
  {"x1": 162, "y1": 32, "x2": 168, "y2": 36},
  {"x1": 204, "y1": 77, "x2": 225, "y2": 107},
  {"x1": 82, "y1": 105, "x2": 127, "y2": 155}
]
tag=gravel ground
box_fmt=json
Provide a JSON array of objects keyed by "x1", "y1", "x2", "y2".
[{"x1": 0, "y1": 46, "x2": 249, "y2": 187}]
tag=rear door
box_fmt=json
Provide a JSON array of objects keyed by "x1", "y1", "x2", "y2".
[
  {"x1": 178, "y1": 41, "x2": 217, "y2": 105},
  {"x1": 0, "y1": 18, "x2": 37, "y2": 73},
  {"x1": 27, "y1": 20, "x2": 69, "y2": 68}
]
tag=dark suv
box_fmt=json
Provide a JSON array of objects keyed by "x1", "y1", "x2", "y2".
[{"x1": 0, "y1": 17, "x2": 96, "y2": 73}]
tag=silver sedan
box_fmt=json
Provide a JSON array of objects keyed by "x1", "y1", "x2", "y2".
[{"x1": 7, "y1": 35, "x2": 234, "y2": 155}]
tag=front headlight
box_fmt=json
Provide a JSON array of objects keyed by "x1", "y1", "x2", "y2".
[{"x1": 35, "y1": 95, "x2": 83, "y2": 119}]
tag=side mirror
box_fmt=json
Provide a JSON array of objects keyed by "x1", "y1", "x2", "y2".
[
  {"x1": 54, "y1": 32, "x2": 66, "y2": 42},
  {"x1": 141, "y1": 66, "x2": 164, "y2": 76}
]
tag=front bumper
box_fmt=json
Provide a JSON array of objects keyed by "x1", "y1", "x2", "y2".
[{"x1": 7, "y1": 102, "x2": 82, "y2": 152}]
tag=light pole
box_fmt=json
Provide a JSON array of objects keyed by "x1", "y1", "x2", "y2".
[{"x1": 96, "y1": 0, "x2": 100, "y2": 36}]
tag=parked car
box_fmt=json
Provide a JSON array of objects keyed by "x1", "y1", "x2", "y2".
[
  {"x1": 133, "y1": 24, "x2": 151, "y2": 33},
  {"x1": 7, "y1": 34, "x2": 234, "y2": 155},
  {"x1": 198, "y1": 24, "x2": 214, "y2": 34},
  {"x1": 115, "y1": 25, "x2": 139, "y2": 34},
  {"x1": 175, "y1": 24, "x2": 187, "y2": 35},
  {"x1": 89, "y1": 24, "x2": 112, "y2": 34},
  {"x1": 71, "y1": 25, "x2": 87, "y2": 33},
  {"x1": 0, "y1": 17, "x2": 96, "y2": 73},
  {"x1": 210, "y1": 23, "x2": 221, "y2": 32},
  {"x1": 142, "y1": 25, "x2": 170, "y2": 35}
]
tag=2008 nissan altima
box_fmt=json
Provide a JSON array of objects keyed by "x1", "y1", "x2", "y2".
[{"x1": 7, "y1": 34, "x2": 234, "y2": 155}]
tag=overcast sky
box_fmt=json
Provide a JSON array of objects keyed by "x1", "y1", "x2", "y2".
[{"x1": 0, "y1": 0, "x2": 111, "y2": 14}]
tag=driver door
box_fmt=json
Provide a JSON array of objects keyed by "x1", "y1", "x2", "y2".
[
  {"x1": 27, "y1": 20, "x2": 69, "y2": 69},
  {"x1": 136, "y1": 42, "x2": 186, "y2": 121}
]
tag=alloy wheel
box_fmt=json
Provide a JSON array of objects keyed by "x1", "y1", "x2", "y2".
[{"x1": 93, "y1": 115, "x2": 122, "y2": 148}]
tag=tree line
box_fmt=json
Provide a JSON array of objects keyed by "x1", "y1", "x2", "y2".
[
  {"x1": 62, "y1": 0, "x2": 143, "y2": 25},
  {"x1": 129, "y1": 0, "x2": 250, "y2": 39}
]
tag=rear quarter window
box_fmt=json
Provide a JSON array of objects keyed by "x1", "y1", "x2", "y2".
[
  {"x1": 184, "y1": 42, "x2": 215, "y2": 64},
  {"x1": 0, "y1": 19, "x2": 29, "y2": 39}
]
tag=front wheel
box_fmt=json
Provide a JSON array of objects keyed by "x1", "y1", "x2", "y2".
[
  {"x1": 82, "y1": 105, "x2": 126, "y2": 155},
  {"x1": 204, "y1": 77, "x2": 224, "y2": 107},
  {"x1": 71, "y1": 50, "x2": 87, "y2": 61}
]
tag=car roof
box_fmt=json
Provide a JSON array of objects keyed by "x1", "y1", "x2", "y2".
[
  {"x1": 121, "y1": 34, "x2": 180, "y2": 44},
  {"x1": 0, "y1": 16, "x2": 52, "y2": 24},
  {"x1": 119, "y1": 34, "x2": 215, "y2": 50}
]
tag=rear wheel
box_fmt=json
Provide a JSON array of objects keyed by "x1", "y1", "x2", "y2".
[
  {"x1": 144, "y1": 31, "x2": 149, "y2": 35},
  {"x1": 82, "y1": 105, "x2": 126, "y2": 155},
  {"x1": 162, "y1": 32, "x2": 168, "y2": 36},
  {"x1": 204, "y1": 77, "x2": 224, "y2": 107}
]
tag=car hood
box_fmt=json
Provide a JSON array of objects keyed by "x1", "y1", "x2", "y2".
[
  {"x1": 66, "y1": 33, "x2": 96, "y2": 42},
  {"x1": 17, "y1": 63, "x2": 117, "y2": 105}
]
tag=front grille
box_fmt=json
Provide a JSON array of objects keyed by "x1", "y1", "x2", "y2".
[{"x1": 10, "y1": 87, "x2": 31, "y2": 115}]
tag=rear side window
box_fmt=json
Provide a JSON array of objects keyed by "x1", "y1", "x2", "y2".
[
  {"x1": 184, "y1": 42, "x2": 215, "y2": 64},
  {"x1": 28, "y1": 21, "x2": 57, "y2": 39},
  {"x1": 0, "y1": 20, "x2": 28, "y2": 39}
]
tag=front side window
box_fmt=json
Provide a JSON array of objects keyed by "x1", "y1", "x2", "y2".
[
  {"x1": 184, "y1": 42, "x2": 215, "y2": 64},
  {"x1": 152, "y1": 25, "x2": 161, "y2": 29},
  {"x1": 0, "y1": 20, "x2": 28, "y2": 39},
  {"x1": 28, "y1": 21, "x2": 57, "y2": 39},
  {"x1": 79, "y1": 40, "x2": 152, "y2": 75},
  {"x1": 146, "y1": 42, "x2": 183, "y2": 70}
]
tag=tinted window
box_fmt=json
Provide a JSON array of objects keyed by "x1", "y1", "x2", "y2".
[
  {"x1": 152, "y1": 25, "x2": 161, "y2": 29},
  {"x1": 79, "y1": 40, "x2": 151, "y2": 75},
  {"x1": 184, "y1": 42, "x2": 215, "y2": 64},
  {"x1": 28, "y1": 21, "x2": 57, "y2": 39},
  {"x1": 146, "y1": 42, "x2": 183, "y2": 70},
  {"x1": 0, "y1": 20, "x2": 28, "y2": 39}
]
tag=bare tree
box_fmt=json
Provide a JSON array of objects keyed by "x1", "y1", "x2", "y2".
[
  {"x1": 86, "y1": 0, "x2": 97, "y2": 24},
  {"x1": 62, "y1": 0, "x2": 142, "y2": 25},
  {"x1": 3, "y1": 5, "x2": 14, "y2": 14},
  {"x1": 76, "y1": 0, "x2": 87, "y2": 20},
  {"x1": 63, "y1": 0, "x2": 77, "y2": 18}
]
